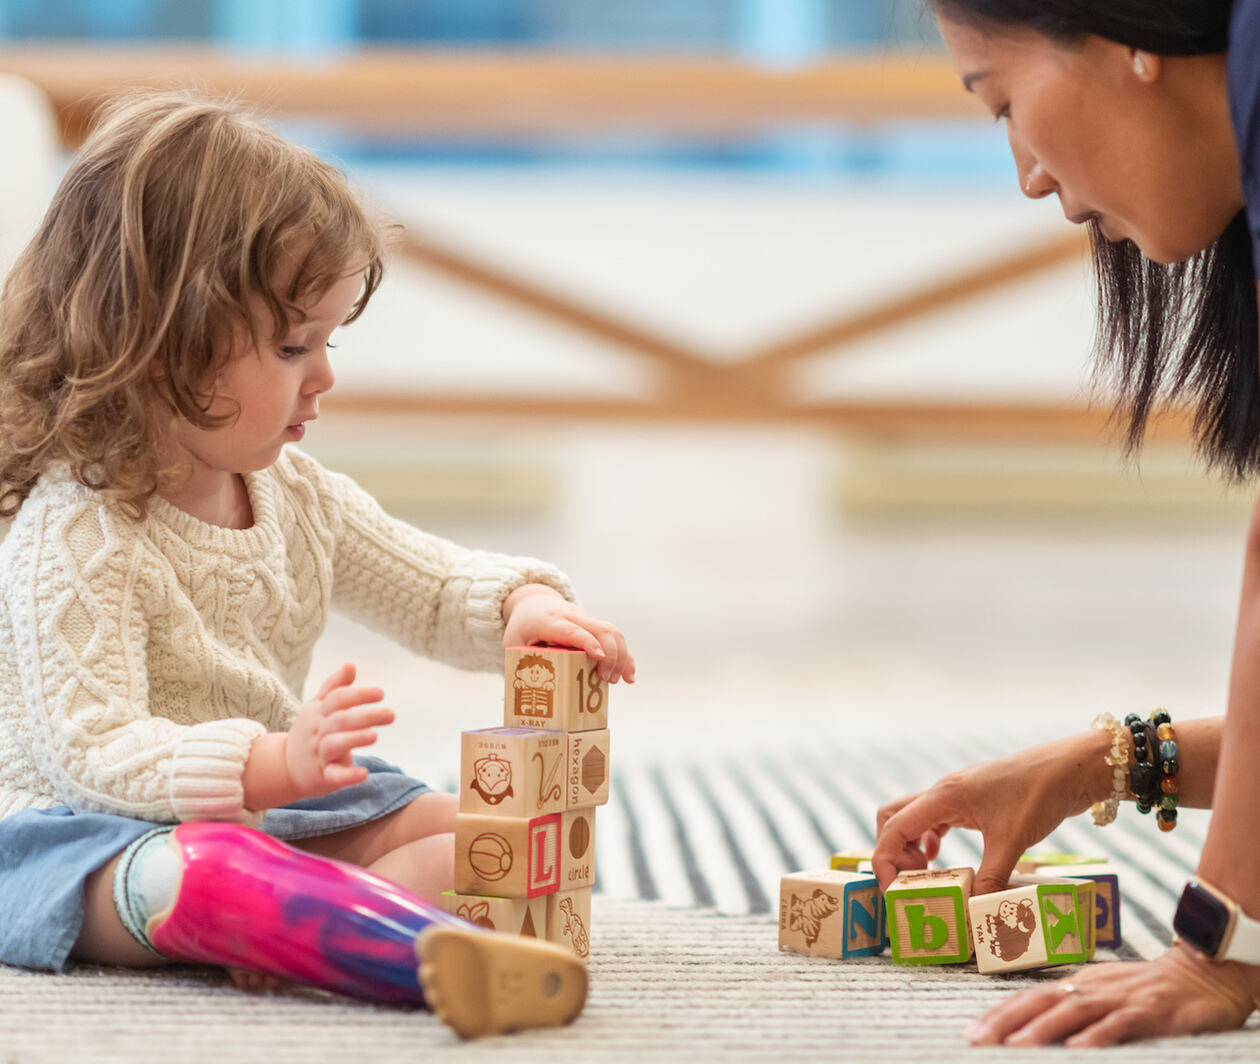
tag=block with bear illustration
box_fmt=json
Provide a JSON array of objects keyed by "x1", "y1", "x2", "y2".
[
  {"x1": 778, "y1": 870, "x2": 887, "y2": 959},
  {"x1": 459, "y1": 726, "x2": 567, "y2": 818},
  {"x1": 504, "y1": 646, "x2": 608, "y2": 732},
  {"x1": 885, "y1": 867, "x2": 974, "y2": 966},
  {"x1": 968, "y1": 875, "x2": 1096, "y2": 974}
]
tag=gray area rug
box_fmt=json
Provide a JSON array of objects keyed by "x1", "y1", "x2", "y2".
[{"x1": 3, "y1": 730, "x2": 1256, "y2": 1060}]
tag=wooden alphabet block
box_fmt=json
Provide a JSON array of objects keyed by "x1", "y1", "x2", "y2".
[
  {"x1": 778, "y1": 870, "x2": 887, "y2": 959},
  {"x1": 885, "y1": 867, "x2": 974, "y2": 965},
  {"x1": 969, "y1": 876, "x2": 1094, "y2": 974},
  {"x1": 830, "y1": 850, "x2": 874, "y2": 873},
  {"x1": 437, "y1": 891, "x2": 547, "y2": 938},
  {"x1": 1016, "y1": 852, "x2": 1108, "y2": 874},
  {"x1": 566, "y1": 728, "x2": 610, "y2": 809},
  {"x1": 459, "y1": 726, "x2": 567, "y2": 818},
  {"x1": 504, "y1": 646, "x2": 608, "y2": 732},
  {"x1": 546, "y1": 888, "x2": 591, "y2": 959},
  {"x1": 560, "y1": 808, "x2": 596, "y2": 891},
  {"x1": 454, "y1": 812, "x2": 562, "y2": 899},
  {"x1": 1051, "y1": 864, "x2": 1120, "y2": 951}
]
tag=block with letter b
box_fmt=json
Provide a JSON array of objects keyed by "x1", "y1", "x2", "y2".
[
  {"x1": 459, "y1": 726, "x2": 567, "y2": 818},
  {"x1": 454, "y1": 812, "x2": 562, "y2": 899},
  {"x1": 885, "y1": 867, "x2": 974, "y2": 966},
  {"x1": 778, "y1": 870, "x2": 887, "y2": 959},
  {"x1": 968, "y1": 875, "x2": 1095, "y2": 974},
  {"x1": 504, "y1": 646, "x2": 608, "y2": 732}
]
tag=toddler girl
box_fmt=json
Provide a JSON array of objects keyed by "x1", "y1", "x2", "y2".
[{"x1": 0, "y1": 90, "x2": 634, "y2": 1039}]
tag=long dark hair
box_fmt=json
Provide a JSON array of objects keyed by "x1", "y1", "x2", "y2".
[{"x1": 932, "y1": 1, "x2": 1259, "y2": 478}]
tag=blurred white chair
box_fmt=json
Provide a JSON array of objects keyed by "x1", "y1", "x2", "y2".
[{"x1": 0, "y1": 74, "x2": 58, "y2": 278}]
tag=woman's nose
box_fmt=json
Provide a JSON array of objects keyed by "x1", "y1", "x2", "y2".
[{"x1": 1020, "y1": 161, "x2": 1056, "y2": 199}]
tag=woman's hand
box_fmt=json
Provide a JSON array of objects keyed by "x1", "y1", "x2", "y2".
[
  {"x1": 502, "y1": 584, "x2": 636, "y2": 683},
  {"x1": 284, "y1": 662, "x2": 395, "y2": 798},
  {"x1": 967, "y1": 943, "x2": 1258, "y2": 1047},
  {"x1": 872, "y1": 730, "x2": 1111, "y2": 894}
]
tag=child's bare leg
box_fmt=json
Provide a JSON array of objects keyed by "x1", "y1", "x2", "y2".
[
  {"x1": 293, "y1": 791, "x2": 457, "y2": 899},
  {"x1": 72, "y1": 854, "x2": 171, "y2": 967}
]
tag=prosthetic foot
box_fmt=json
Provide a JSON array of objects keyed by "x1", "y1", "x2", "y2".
[{"x1": 124, "y1": 822, "x2": 586, "y2": 1036}]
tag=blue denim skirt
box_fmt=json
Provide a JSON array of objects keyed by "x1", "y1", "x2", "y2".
[{"x1": 0, "y1": 756, "x2": 431, "y2": 973}]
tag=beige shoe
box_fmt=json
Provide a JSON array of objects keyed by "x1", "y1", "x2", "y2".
[{"x1": 416, "y1": 925, "x2": 588, "y2": 1039}]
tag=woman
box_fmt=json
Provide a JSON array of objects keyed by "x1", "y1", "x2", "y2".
[{"x1": 871, "y1": 0, "x2": 1260, "y2": 1046}]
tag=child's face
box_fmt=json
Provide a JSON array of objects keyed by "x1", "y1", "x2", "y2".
[{"x1": 172, "y1": 263, "x2": 366, "y2": 479}]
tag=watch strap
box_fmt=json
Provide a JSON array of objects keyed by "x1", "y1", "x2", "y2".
[{"x1": 1222, "y1": 901, "x2": 1260, "y2": 965}]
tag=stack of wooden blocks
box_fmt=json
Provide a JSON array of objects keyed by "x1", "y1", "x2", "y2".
[
  {"x1": 441, "y1": 646, "x2": 611, "y2": 959},
  {"x1": 779, "y1": 851, "x2": 1121, "y2": 976}
]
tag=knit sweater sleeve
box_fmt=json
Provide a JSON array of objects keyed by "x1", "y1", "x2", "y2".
[
  {"x1": 7, "y1": 492, "x2": 264, "y2": 823},
  {"x1": 284, "y1": 450, "x2": 576, "y2": 672}
]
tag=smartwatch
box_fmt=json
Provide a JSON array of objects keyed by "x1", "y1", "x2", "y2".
[{"x1": 1173, "y1": 879, "x2": 1260, "y2": 965}]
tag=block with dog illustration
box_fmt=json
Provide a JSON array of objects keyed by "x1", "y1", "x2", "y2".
[
  {"x1": 504, "y1": 646, "x2": 608, "y2": 732},
  {"x1": 546, "y1": 888, "x2": 592, "y2": 959},
  {"x1": 778, "y1": 870, "x2": 887, "y2": 959},
  {"x1": 885, "y1": 867, "x2": 974, "y2": 966},
  {"x1": 968, "y1": 875, "x2": 1096, "y2": 974}
]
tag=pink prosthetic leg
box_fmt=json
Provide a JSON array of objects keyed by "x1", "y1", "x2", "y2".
[{"x1": 146, "y1": 822, "x2": 587, "y2": 1037}]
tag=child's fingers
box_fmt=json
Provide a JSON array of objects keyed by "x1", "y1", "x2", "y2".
[
  {"x1": 315, "y1": 662, "x2": 356, "y2": 700},
  {"x1": 321, "y1": 761, "x2": 370, "y2": 790},
  {"x1": 324, "y1": 704, "x2": 395, "y2": 736},
  {"x1": 319, "y1": 729, "x2": 379, "y2": 767},
  {"x1": 318, "y1": 685, "x2": 386, "y2": 715}
]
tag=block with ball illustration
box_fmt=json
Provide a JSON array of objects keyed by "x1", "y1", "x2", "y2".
[
  {"x1": 885, "y1": 867, "x2": 974, "y2": 966},
  {"x1": 454, "y1": 812, "x2": 562, "y2": 899},
  {"x1": 459, "y1": 726, "x2": 567, "y2": 818},
  {"x1": 504, "y1": 646, "x2": 608, "y2": 732},
  {"x1": 546, "y1": 888, "x2": 591, "y2": 959},
  {"x1": 437, "y1": 891, "x2": 547, "y2": 938},
  {"x1": 566, "y1": 728, "x2": 610, "y2": 810},
  {"x1": 778, "y1": 870, "x2": 887, "y2": 960},
  {"x1": 968, "y1": 875, "x2": 1095, "y2": 974}
]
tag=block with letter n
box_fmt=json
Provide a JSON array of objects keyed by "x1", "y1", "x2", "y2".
[
  {"x1": 504, "y1": 646, "x2": 608, "y2": 732},
  {"x1": 778, "y1": 870, "x2": 887, "y2": 959},
  {"x1": 885, "y1": 867, "x2": 974, "y2": 966}
]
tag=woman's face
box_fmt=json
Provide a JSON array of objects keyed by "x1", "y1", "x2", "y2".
[{"x1": 936, "y1": 14, "x2": 1242, "y2": 263}]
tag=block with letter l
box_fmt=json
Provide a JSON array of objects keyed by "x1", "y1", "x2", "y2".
[{"x1": 454, "y1": 812, "x2": 562, "y2": 899}]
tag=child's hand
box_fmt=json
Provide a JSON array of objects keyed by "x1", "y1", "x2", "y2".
[
  {"x1": 285, "y1": 663, "x2": 395, "y2": 798},
  {"x1": 502, "y1": 584, "x2": 636, "y2": 684}
]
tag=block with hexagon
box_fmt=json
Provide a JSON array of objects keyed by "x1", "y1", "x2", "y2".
[
  {"x1": 504, "y1": 646, "x2": 608, "y2": 732},
  {"x1": 436, "y1": 891, "x2": 547, "y2": 938},
  {"x1": 885, "y1": 867, "x2": 974, "y2": 966},
  {"x1": 969, "y1": 875, "x2": 1095, "y2": 974},
  {"x1": 453, "y1": 812, "x2": 562, "y2": 899},
  {"x1": 565, "y1": 728, "x2": 610, "y2": 810},
  {"x1": 459, "y1": 726, "x2": 567, "y2": 818}
]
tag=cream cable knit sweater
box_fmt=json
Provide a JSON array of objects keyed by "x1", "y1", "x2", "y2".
[{"x1": 0, "y1": 447, "x2": 574, "y2": 825}]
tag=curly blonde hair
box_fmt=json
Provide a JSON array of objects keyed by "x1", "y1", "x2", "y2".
[{"x1": 0, "y1": 90, "x2": 385, "y2": 518}]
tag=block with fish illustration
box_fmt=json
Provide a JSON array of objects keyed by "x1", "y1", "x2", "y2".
[
  {"x1": 504, "y1": 646, "x2": 608, "y2": 732},
  {"x1": 459, "y1": 726, "x2": 567, "y2": 818},
  {"x1": 778, "y1": 870, "x2": 887, "y2": 960}
]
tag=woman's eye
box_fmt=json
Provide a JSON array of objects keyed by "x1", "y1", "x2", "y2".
[{"x1": 279, "y1": 345, "x2": 307, "y2": 359}]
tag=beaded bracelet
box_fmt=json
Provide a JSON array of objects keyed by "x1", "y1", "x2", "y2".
[
  {"x1": 1125, "y1": 713, "x2": 1160, "y2": 813},
  {"x1": 1153, "y1": 708, "x2": 1179, "y2": 832},
  {"x1": 1090, "y1": 713, "x2": 1129, "y2": 827}
]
